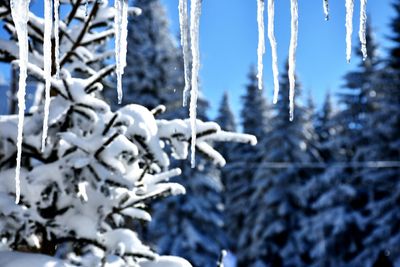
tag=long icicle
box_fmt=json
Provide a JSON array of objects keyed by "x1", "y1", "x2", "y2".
[
  {"x1": 10, "y1": 0, "x2": 31, "y2": 204},
  {"x1": 54, "y1": 0, "x2": 60, "y2": 78},
  {"x1": 178, "y1": 0, "x2": 191, "y2": 106},
  {"x1": 345, "y1": 0, "x2": 354, "y2": 62},
  {"x1": 289, "y1": 0, "x2": 298, "y2": 121},
  {"x1": 42, "y1": 0, "x2": 53, "y2": 152},
  {"x1": 359, "y1": 0, "x2": 367, "y2": 60},
  {"x1": 114, "y1": 0, "x2": 128, "y2": 104},
  {"x1": 268, "y1": 0, "x2": 279, "y2": 104},
  {"x1": 323, "y1": 0, "x2": 329, "y2": 21},
  {"x1": 256, "y1": 0, "x2": 265, "y2": 90},
  {"x1": 189, "y1": 0, "x2": 202, "y2": 168}
]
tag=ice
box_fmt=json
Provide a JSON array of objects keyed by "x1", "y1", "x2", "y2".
[
  {"x1": 178, "y1": 0, "x2": 191, "y2": 106},
  {"x1": 189, "y1": 0, "x2": 202, "y2": 167},
  {"x1": 289, "y1": 0, "x2": 298, "y2": 121},
  {"x1": 42, "y1": 0, "x2": 53, "y2": 152},
  {"x1": 10, "y1": 0, "x2": 31, "y2": 204},
  {"x1": 323, "y1": 0, "x2": 329, "y2": 20},
  {"x1": 257, "y1": 0, "x2": 265, "y2": 90},
  {"x1": 114, "y1": 0, "x2": 128, "y2": 104},
  {"x1": 268, "y1": 0, "x2": 279, "y2": 104},
  {"x1": 359, "y1": 0, "x2": 367, "y2": 60},
  {"x1": 345, "y1": 0, "x2": 354, "y2": 62},
  {"x1": 54, "y1": 0, "x2": 60, "y2": 78}
]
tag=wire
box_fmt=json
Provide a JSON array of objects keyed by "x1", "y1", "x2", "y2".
[{"x1": 225, "y1": 161, "x2": 400, "y2": 169}]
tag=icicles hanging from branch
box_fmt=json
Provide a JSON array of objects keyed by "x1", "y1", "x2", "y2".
[
  {"x1": 267, "y1": 0, "x2": 279, "y2": 104},
  {"x1": 10, "y1": 0, "x2": 31, "y2": 204},
  {"x1": 359, "y1": 0, "x2": 368, "y2": 60},
  {"x1": 42, "y1": 0, "x2": 53, "y2": 152},
  {"x1": 189, "y1": 0, "x2": 202, "y2": 167},
  {"x1": 54, "y1": 0, "x2": 60, "y2": 78},
  {"x1": 345, "y1": 0, "x2": 354, "y2": 62},
  {"x1": 178, "y1": 0, "x2": 191, "y2": 106},
  {"x1": 256, "y1": 0, "x2": 265, "y2": 90},
  {"x1": 288, "y1": 0, "x2": 298, "y2": 121},
  {"x1": 323, "y1": 0, "x2": 329, "y2": 21},
  {"x1": 114, "y1": 0, "x2": 128, "y2": 104}
]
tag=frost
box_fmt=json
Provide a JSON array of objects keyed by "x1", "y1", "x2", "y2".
[
  {"x1": 323, "y1": 0, "x2": 329, "y2": 20},
  {"x1": 114, "y1": 0, "x2": 129, "y2": 104},
  {"x1": 289, "y1": 0, "x2": 298, "y2": 121},
  {"x1": 10, "y1": 0, "x2": 31, "y2": 204},
  {"x1": 359, "y1": 0, "x2": 368, "y2": 60},
  {"x1": 178, "y1": 0, "x2": 191, "y2": 106},
  {"x1": 257, "y1": 0, "x2": 265, "y2": 90},
  {"x1": 267, "y1": 0, "x2": 279, "y2": 104},
  {"x1": 345, "y1": 0, "x2": 354, "y2": 62},
  {"x1": 189, "y1": 0, "x2": 202, "y2": 167},
  {"x1": 54, "y1": 0, "x2": 60, "y2": 78},
  {"x1": 42, "y1": 0, "x2": 53, "y2": 152}
]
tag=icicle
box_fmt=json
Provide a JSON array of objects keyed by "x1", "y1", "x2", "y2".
[
  {"x1": 189, "y1": 0, "x2": 202, "y2": 168},
  {"x1": 268, "y1": 0, "x2": 279, "y2": 104},
  {"x1": 10, "y1": 0, "x2": 31, "y2": 204},
  {"x1": 54, "y1": 0, "x2": 60, "y2": 78},
  {"x1": 359, "y1": 0, "x2": 367, "y2": 60},
  {"x1": 256, "y1": 0, "x2": 265, "y2": 90},
  {"x1": 345, "y1": 0, "x2": 354, "y2": 62},
  {"x1": 42, "y1": 0, "x2": 53, "y2": 152},
  {"x1": 323, "y1": 0, "x2": 329, "y2": 21},
  {"x1": 288, "y1": 0, "x2": 298, "y2": 121},
  {"x1": 114, "y1": 0, "x2": 128, "y2": 104},
  {"x1": 178, "y1": 0, "x2": 191, "y2": 106}
]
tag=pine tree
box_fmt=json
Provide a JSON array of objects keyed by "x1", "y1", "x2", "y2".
[
  {"x1": 111, "y1": 0, "x2": 183, "y2": 115},
  {"x1": 353, "y1": 6, "x2": 400, "y2": 265},
  {"x1": 239, "y1": 63, "x2": 321, "y2": 266},
  {"x1": 222, "y1": 66, "x2": 271, "y2": 262},
  {"x1": 301, "y1": 22, "x2": 384, "y2": 267}
]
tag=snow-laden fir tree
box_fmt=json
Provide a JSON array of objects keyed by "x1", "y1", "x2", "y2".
[
  {"x1": 222, "y1": 66, "x2": 271, "y2": 260},
  {"x1": 214, "y1": 91, "x2": 237, "y2": 185},
  {"x1": 0, "y1": 1, "x2": 255, "y2": 266},
  {"x1": 298, "y1": 22, "x2": 383, "y2": 267},
  {"x1": 352, "y1": 5, "x2": 400, "y2": 265},
  {"x1": 148, "y1": 96, "x2": 240, "y2": 267},
  {"x1": 238, "y1": 63, "x2": 321, "y2": 267},
  {"x1": 108, "y1": 0, "x2": 183, "y2": 116}
]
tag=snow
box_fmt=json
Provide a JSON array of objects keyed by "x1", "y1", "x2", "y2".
[
  {"x1": 345, "y1": 0, "x2": 354, "y2": 62},
  {"x1": 54, "y1": 0, "x2": 60, "y2": 78},
  {"x1": 0, "y1": 251, "x2": 70, "y2": 267},
  {"x1": 289, "y1": 0, "x2": 298, "y2": 121},
  {"x1": 359, "y1": 0, "x2": 368, "y2": 60},
  {"x1": 178, "y1": 0, "x2": 191, "y2": 106},
  {"x1": 268, "y1": 0, "x2": 280, "y2": 104},
  {"x1": 114, "y1": 0, "x2": 128, "y2": 104},
  {"x1": 257, "y1": 0, "x2": 265, "y2": 90},
  {"x1": 189, "y1": 0, "x2": 202, "y2": 167},
  {"x1": 10, "y1": 0, "x2": 31, "y2": 204},
  {"x1": 42, "y1": 0, "x2": 53, "y2": 152},
  {"x1": 323, "y1": 0, "x2": 329, "y2": 20},
  {"x1": 139, "y1": 256, "x2": 192, "y2": 267}
]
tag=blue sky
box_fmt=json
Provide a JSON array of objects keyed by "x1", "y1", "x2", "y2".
[
  {"x1": 0, "y1": 1, "x2": 394, "y2": 120},
  {"x1": 160, "y1": 0, "x2": 394, "y2": 119}
]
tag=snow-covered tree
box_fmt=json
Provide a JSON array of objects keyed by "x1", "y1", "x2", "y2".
[
  {"x1": 239, "y1": 63, "x2": 321, "y2": 266},
  {"x1": 0, "y1": 1, "x2": 255, "y2": 266},
  {"x1": 221, "y1": 66, "x2": 271, "y2": 259},
  {"x1": 299, "y1": 22, "x2": 385, "y2": 267},
  {"x1": 110, "y1": 0, "x2": 183, "y2": 115}
]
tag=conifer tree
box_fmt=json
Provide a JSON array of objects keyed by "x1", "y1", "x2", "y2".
[{"x1": 239, "y1": 63, "x2": 320, "y2": 266}]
